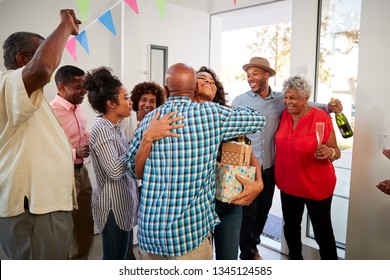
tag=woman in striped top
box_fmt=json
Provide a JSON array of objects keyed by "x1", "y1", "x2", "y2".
[{"x1": 84, "y1": 67, "x2": 138, "y2": 260}]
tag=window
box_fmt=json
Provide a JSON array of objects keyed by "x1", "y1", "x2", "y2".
[
  {"x1": 308, "y1": 0, "x2": 362, "y2": 250},
  {"x1": 211, "y1": 0, "x2": 292, "y2": 252}
]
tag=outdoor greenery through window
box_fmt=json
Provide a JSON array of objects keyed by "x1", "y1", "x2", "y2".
[
  {"x1": 217, "y1": 0, "x2": 361, "y2": 254},
  {"x1": 222, "y1": 22, "x2": 291, "y2": 104},
  {"x1": 307, "y1": 0, "x2": 361, "y2": 249},
  {"x1": 220, "y1": 1, "x2": 293, "y2": 246},
  {"x1": 315, "y1": 0, "x2": 361, "y2": 149}
]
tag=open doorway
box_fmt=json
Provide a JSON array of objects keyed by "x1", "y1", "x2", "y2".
[
  {"x1": 210, "y1": 0, "x2": 293, "y2": 254},
  {"x1": 210, "y1": 0, "x2": 360, "y2": 259}
]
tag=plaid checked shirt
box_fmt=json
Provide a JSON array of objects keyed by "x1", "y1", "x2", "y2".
[{"x1": 126, "y1": 96, "x2": 266, "y2": 256}]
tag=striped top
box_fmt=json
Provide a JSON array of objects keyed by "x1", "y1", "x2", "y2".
[
  {"x1": 126, "y1": 96, "x2": 266, "y2": 256},
  {"x1": 90, "y1": 116, "x2": 139, "y2": 232}
]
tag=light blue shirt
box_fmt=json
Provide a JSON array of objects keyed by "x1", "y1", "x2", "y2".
[{"x1": 232, "y1": 87, "x2": 327, "y2": 170}]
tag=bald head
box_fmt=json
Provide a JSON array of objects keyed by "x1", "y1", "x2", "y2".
[{"x1": 165, "y1": 63, "x2": 196, "y2": 98}]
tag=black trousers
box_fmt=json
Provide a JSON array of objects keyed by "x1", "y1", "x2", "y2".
[
  {"x1": 280, "y1": 191, "x2": 338, "y2": 260},
  {"x1": 239, "y1": 166, "x2": 275, "y2": 259}
]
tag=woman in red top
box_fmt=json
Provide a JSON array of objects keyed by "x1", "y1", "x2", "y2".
[{"x1": 275, "y1": 75, "x2": 340, "y2": 260}]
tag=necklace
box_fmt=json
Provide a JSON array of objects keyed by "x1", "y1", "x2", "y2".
[
  {"x1": 292, "y1": 105, "x2": 310, "y2": 130},
  {"x1": 303, "y1": 104, "x2": 310, "y2": 116}
]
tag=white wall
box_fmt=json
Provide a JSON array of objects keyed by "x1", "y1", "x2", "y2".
[
  {"x1": 121, "y1": 0, "x2": 210, "y2": 90},
  {"x1": 0, "y1": 0, "x2": 210, "y2": 107},
  {"x1": 345, "y1": 0, "x2": 390, "y2": 259},
  {"x1": 290, "y1": 0, "x2": 318, "y2": 88}
]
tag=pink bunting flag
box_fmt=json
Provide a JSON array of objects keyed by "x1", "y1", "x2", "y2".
[
  {"x1": 65, "y1": 37, "x2": 77, "y2": 62},
  {"x1": 124, "y1": 0, "x2": 139, "y2": 14},
  {"x1": 234, "y1": 0, "x2": 237, "y2": 6}
]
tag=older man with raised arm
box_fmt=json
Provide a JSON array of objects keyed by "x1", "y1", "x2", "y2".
[{"x1": 0, "y1": 10, "x2": 81, "y2": 260}]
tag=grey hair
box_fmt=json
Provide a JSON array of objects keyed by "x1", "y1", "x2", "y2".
[
  {"x1": 282, "y1": 74, "x2": 312, "y2": 98},
  {"x1": 2, "y1": 31, "x2": 44, "y2": 70}
]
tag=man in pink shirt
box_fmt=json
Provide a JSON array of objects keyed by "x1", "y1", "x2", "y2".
[{"x1": 50, "y1": 65, "x2": 94, "y2": 259}]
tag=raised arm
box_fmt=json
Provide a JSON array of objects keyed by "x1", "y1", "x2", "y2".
[
  {"x1": 134, "y1": 111, "x2": 184, "y2": 178},
  {"x1": 22, "y1": 9, "x2": 81, "y2": 96}
]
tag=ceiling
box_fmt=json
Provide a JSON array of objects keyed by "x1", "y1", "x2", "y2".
[
  {"x1": 168, "y1": 0, "x2": 291, "y2": 31},
  {"x1": 212, "y1": 0, "x2": 291, "y2": 31}
]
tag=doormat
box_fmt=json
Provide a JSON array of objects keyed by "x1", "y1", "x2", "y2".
[{"x1": 261, "y1": 214, "x2": 282, "y2": 242}]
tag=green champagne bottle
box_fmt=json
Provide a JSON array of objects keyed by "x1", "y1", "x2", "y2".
[{"x1": 335, "y1": 112, "x2": 353, "y2": 138}]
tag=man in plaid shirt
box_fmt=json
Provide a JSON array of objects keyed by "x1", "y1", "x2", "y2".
[{"x1": 127, "y1": 63, "x2": 266, "y2": 259}]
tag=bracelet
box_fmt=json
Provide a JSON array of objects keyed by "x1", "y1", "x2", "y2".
[{"x1": 329, "y1": 147, "x2": 336, "y2": 159}]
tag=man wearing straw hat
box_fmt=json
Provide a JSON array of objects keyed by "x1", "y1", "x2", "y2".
[{"x1": 232, "y1": 57, "x2": 342, "y2": 260}]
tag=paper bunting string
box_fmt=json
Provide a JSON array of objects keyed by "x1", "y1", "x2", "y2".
[
  {"x1": 76, "y1": 30, "x2": 90, "y2": 55},
  {"x1": 156, "y1": 0, "x2": 167, "y2": 20},
  {"x1": 65, "y1": 0, "x2": 170, "y2": 62},
  {"x1": 65, "y1": 37, "x2": 77, "y2": 62},
  {"x1": 98, "y1": 10, "x2": 117, "y2": 36},
  {"x1": 124, "y1": 0, "x2": 139, "y2": 14},
  {"x1": 76, "y1": 0, "x2": 90, "y2": 22}
]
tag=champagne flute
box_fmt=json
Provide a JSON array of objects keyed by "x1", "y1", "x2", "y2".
[{"x1": 316, "y1": 122, "x2": 325, "y2": 146}]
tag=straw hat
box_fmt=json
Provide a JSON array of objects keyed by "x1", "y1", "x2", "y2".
[{"x1": 242, "y1": 57, "x2": 276, "y2": 77}]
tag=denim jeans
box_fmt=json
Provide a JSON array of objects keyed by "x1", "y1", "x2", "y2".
[
  {"x1": 214, "y1": 200, "x2": 242, "y2": 260},
  {"x1": 102, "y1": 210, "x2": 130, "y2": 260},
  {"x1": 240, "y1": 166, "x2": 275, "y2": 259}
]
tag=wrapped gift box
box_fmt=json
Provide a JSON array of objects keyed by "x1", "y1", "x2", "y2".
[
  {"x1": 220, "y1": 141, "x2": 252, "y2": 166},
  {"x1": 215, "y1": 162, "x2": 256, "y2": 202}
]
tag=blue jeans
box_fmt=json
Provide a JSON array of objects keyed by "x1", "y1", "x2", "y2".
[
  {"x1": 240, "y1": 166, "x2": 275, "y2": 259},
  {"x1": 214, "y1": 200, "x2": 242, "y2": 260},
  {"x1": 102, "y1": 210, "x2": 130, "y2": 260}
]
